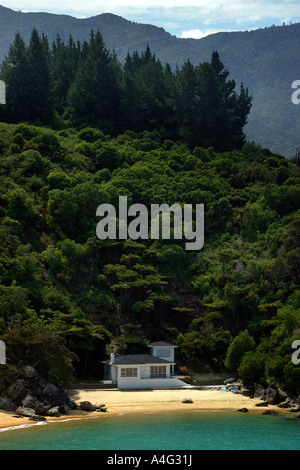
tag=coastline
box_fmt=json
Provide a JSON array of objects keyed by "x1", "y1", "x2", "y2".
[{"x1": 0, "y1": 388, "x2": 285, "y2": 431}]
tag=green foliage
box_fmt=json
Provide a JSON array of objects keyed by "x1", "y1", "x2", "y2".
[
  {"x1": 0, "y1": 327, "x2": 75, "y2": 387},
  {"x1": 238, "y1": 350, "x2": 267, "y2": 385},
  {"x1": 225, "y1": 330, "x2": 256, "y2": 371},
  {"x1": 0, "y1": 40, "x2": 298, "y2": 389},
  {"x1": 1, "y1": 30, "x2": 252, "y2": 153},
  {"x1": 0, "y1": 364, "x2": 18, "y2": 392}
]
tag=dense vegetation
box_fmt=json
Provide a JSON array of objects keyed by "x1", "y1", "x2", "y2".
[
  {"x1": 0, "y1": 28, "x2": 251, "y2": 152},
  {"x1": 0, "y1": 28, "x2": 299, "y2": 393},
  {"x1": 1, "y1": 6, "x2": 300, "y2": 157}
]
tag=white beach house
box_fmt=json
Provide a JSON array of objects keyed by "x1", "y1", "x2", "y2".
[{"x1": 103, "y1": 341, "x2": 188, "y2": 389}]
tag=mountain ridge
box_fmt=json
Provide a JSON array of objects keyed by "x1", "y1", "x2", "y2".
[{"x1": 0, "y1": 5, "x2": 299, "y2": 157}]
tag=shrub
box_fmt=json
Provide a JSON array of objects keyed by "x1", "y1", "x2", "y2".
[
  {"x1": 0, "y1": 364, "x2": 18, "y2": 392},
  {"x1": 74, "y1": 142, "x2": 96, "y2": 159},
  {"x1": 96, "y1": 144, "x2": 121, "y2": 170},
  {"x1": 33, "y1": 132, "x2": 63, "y2": 162},
  {"x1": 12, "y1": 133, "x2": 25, "y2": 148},
  {"x1": 225, "y1": 330, "x2": 256, "y2": 371},
  {"x1": 20, "y1": 149, "x2": 50, "y2": 177},
  {"x1": 77, "y1": 127, "x2": 106, "y2": 143},
  {"x1": 14, "y1": 124, "x2": 39, "y2": 140},
  {"x1": 237, "y1": 350, "x2": 267, "y2": 385}
]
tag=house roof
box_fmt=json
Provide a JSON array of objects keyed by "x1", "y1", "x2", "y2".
[
  {"x1": 107, "y1": 354, "x2": 174, "y2": 366},
  {"x1": 148, "y1": 341, "x2": 178, "y2": 348}
]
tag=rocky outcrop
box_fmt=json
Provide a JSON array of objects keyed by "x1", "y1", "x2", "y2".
[
  {"x1": 253, "y1": 383, "x2": 265, "y2": 400},
  {"x1": 79, "y1": 401, "x2": 96, "y2": 411},
  {"x1": 225, "y1": 379, "x2": 300, "y2": 416},
  {"x1": 265, "y1": 387, "x2": 278, "y2": 404},
  {"x1": 0, "y1": 363, "x2": 77, "y2": 421}
]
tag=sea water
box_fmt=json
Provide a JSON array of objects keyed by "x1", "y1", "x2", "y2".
[{"x1": 0, "y1": 410, "x2": 299, "y2": 450}]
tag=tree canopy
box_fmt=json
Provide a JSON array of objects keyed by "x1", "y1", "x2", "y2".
[{"x1": 1, "y1": 29, "x2": 252, "y2": 152}]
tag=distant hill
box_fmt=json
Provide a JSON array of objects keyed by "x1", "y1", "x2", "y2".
[{"x1": 0, "y1": 5, "x2": 299, "y2": 157}]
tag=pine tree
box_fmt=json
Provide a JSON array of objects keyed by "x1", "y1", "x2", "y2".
[
  {"x1": 175, "y1": 59, "x2": 200, "y2": 146},
  {"x1": 0, "y1": 31, "x2": 31, "y2": 122},
  {"x1": 230, "y1": 82, "x2": 252, "y2": 149},
  {"x1": 27, "y1": 27, "x2": 53, "y2": 122},
  {"x1": 175, "y1": 53, "x2": 252, "y2": 151},
  {"x1": 121, "y1": 45, "x2": 174, "y2": 135},
  {"x1": 50, "y1": 34, "x2": 80, "y2": 113},
  {"x1": 67, "y1": 29, "x2": 121, "y2": 133},
  {"x1": 210, "y1": 52, "x2": 252, "y2": 149}
]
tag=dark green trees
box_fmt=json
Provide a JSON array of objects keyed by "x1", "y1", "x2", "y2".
[
  {"x1": 67, "y1": 29, "x2": 121, "y2": 133},
  {"x1": 1, "y1": 28, "x2": 52, "y2": 123},
  {"x1": 1, "y1": 29, "x2": 252, "y2": 152},
  {"x1": 175, "y1": 52, "x2": 252, "y2": 151},
  {"x1": 50, "y1": 34, "x2": 80, "y2": 113},
  {"x1": 27, "y1": 28, "x2": 52, "y2": 123},
  {"x1": 121, "y1": 45, "x2": 176, "y2": 137},
  {"x1": 1, "y1": 31, "x2": 31, "y2": 122}
]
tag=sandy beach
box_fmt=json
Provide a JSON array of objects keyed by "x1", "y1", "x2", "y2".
[{"x1": 0, "y1": 387, "x2": 282, "y2": 431}]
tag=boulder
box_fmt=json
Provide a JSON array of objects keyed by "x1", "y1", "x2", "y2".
[
  {"x1": 240, "y1": 386, "x2": 253, "y2": 397},
  {"x1": 293, "y1": 412, "x2": 300, "y2": 419},
  {"x1": 18, "y1": 364, "x2": 39, "y2": 382},
  {"x1": 28, "y1": 415, "x2": 47, "y2": 422},
  {"x1": 41, "y1": 382, "x2": 71, "y2": 407},
  {"x1": 21, "y1": 394, "x2": 37, "y2": 409},
  {"x1": 68, "y1": 398, "x2": 77, "y2": 410},
  {"x1": 34, "y1": 402, "x2": 51, "y2": 416},
  {"x1": 15, "y1": 406, "x2": 36, "y2": 418},
  {"x1": 7, "y1": 380, "x2": 27, "y2": 403},
  {"x1": 278, "y1": 387, "x2": 289, "y2": 401},
  {"x1": 253, "y1": 383, "x2": 265, "y2": 400},
  {"x1": 182, "y1": 398, "x2": 193, "y2": 403},
  {"x1": 255, "y1": 401, "x2": 269, "y2": 407},
  {"x1": 0, "y1": 397, "x2": 17, "y2": 412},
  {"x1": 290, "y1": 405, "x2": 300, "y2": 413},
  {"x1": 278, "y1": 398, "x2": 292, "y2": 408},
  {"x1": 79, "y1": 401, "x2": 96, "y2": 411},
  {"x1": 262, "y1": 410, "x2": 278, "y2": 415},
  {"x1": 46, "y1": 406, "x2": 62, "y2": 417},
  {"x1": 265, "y1": 387, "x2": 278, "y2": 404},
  {"x1": 237, "y1": 408, "x2": 249, "y2": 413}
]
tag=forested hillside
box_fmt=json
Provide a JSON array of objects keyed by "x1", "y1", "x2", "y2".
[
  {"x1": 0, "y1": 5, "x2": 299, "y2": 156},
  {"x1": 0, "y1": 28, "x2": 299, "y2": 393},
  {"x1": 0, "y1": 29, "x2": 252, "y2": 152}
]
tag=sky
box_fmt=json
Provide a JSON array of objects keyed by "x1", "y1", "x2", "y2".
[{"x1": 1, "y1": 0, "x2": 300, "y2": 38}]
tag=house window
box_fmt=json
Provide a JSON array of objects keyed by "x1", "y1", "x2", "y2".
[
  {"x1": 150, "y1": 366, "x2": 167, "y2": 378},
  {"x1": 157, "y1": 349, "x2": 171, "y2": 357},
  {"x1": 121, "y1": 368, "x2": 137, "y2": 377}
]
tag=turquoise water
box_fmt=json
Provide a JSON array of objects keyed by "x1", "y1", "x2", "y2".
[{"x1": 0, "y1": 411, "x2": 299, "y2": 450}]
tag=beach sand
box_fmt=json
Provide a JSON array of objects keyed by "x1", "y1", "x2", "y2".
[{"x1": 0, "y1": 387, "x2": 282, "y2": 431}]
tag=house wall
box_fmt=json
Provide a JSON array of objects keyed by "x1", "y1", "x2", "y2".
[
  {"x1": 117, "y1": 376, "x2": 187, "y2": 389},
  {"x1": 110, "y1": 365, "x2": 118, "y2": 384},
  {"x1": 151, "y1": 346, "x2": 175, "y2": 362},
  {"x1": 116, "y1": 363, "x2": 185, "y2": 388}
]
